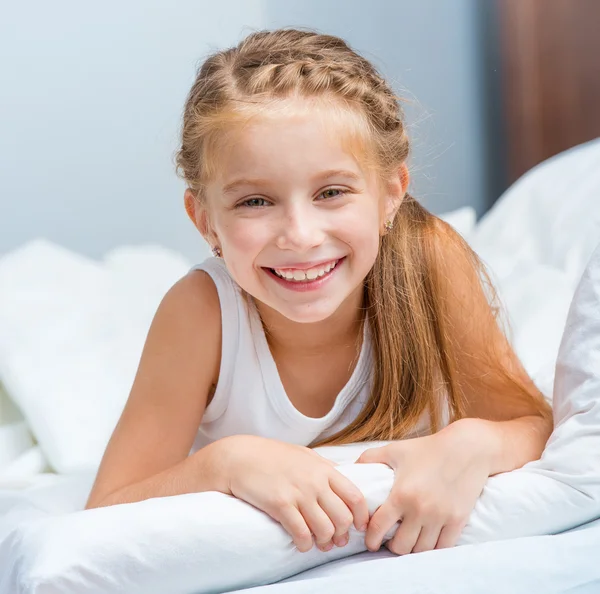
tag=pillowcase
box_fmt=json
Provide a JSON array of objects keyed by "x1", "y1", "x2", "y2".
[
  {"x1": 0, "y1": 240, "x2": 192, "y2": 474},
  {"x1": 3, "y1": 242, "x2": 600, "y2": 594}
]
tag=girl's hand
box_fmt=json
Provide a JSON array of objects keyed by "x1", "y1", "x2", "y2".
[
  {"x1": 213, "y1": 434, "x2": 370, "y2": 553},
  {"x1": 355, "y1": 419, "x2": 493, "y2": 555}
]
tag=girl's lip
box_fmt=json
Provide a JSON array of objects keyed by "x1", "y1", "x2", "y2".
[
  {"x1": 263, "y1": 257, "x2": 342, "y2": 271},
  {"x1": 264, "y1": 257, "x2": 345, "y2": 292}
]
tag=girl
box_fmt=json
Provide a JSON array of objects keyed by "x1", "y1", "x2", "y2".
[{"x1": 86, "y1": 28, "x2": 552, "y2": 557}]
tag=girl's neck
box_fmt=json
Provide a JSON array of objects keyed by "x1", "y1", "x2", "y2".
[{"x1": 254, "y1": 285, "x2": 365, "y2": 357}]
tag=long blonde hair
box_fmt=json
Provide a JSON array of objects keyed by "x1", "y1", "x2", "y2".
[{"x1": 175, "y1": 28, "x2": 550, "y2": 446}]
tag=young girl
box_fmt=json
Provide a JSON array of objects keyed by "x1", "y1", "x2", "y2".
[{"x1": 86, "y1": 28, "x2": 552, "y2": 557}]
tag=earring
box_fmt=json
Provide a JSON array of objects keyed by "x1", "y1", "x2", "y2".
[
  {"x1": 384, "y1": 219, "x2": 394, "y2": 232},
  {"x1": 211, "y1": 246, "x2": 222, "y2": 258}
]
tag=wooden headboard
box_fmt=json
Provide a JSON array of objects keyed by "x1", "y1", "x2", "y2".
[{"x1": 497, "y1": 0, "x2": 600, "y2": 184}]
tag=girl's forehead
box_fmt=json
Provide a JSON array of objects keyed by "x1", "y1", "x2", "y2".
[{"x1": 212, "y1": 97, "x2": 378, "y2": 184}]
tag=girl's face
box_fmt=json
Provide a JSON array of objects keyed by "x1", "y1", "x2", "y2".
[{"x1": 195, "y1": 101, "x2": 403, "y2": 324}]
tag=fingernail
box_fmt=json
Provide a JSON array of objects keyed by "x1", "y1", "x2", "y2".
[
  {"x1": 323, "y1": 542, "x2": 333, "y2": 552},
  {"x1": 359, "y1": 524, "x2": 368, "y2": 532},
  {"x1": 336, "y1": 535, "x2": 349, "y2": 547}
]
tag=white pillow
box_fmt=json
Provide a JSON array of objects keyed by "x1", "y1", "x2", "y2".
[
  {"x1": 0, "y1": 421, "x2": 33, "y2": 473},
  {"x1": 0, "y1": 447, "x2": 51, "y2": 489},
  {"x1": 493, "y1": 264, "x2": 574, "y2": 397},
  {"x1": 0, "y1": 382, "x2": 34, "y2": 472},
  {"x1": 471, "y1": 137, "x2": 600, "y2": 287},
  {"x1": 0, "y1": 240, "x2": 192, "y2": 474},
  {"x1": 3, "y1": 246, "x2": 600, "y2": 594}
]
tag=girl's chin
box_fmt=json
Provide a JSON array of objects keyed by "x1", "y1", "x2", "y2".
[
  {"x1": 270, "y1": 301, "x2": 341, "y2": 324},
  {"x1": 284, "y1": 312, "x2": 337, "y2": 324}
]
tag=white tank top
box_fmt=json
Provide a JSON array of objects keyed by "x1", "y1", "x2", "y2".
[{"x1": 188, "y1": 257, "x2": 375, "y2": 453}]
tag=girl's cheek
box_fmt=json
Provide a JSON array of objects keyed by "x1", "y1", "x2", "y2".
[
  {"x1": 223, "y1": 220, "x2": 265, "y2": 252},
  {"x1": 342, "y1": 212, "x2": 380, "y2": 250}
]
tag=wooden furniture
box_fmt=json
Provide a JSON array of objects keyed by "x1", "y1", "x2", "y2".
[{"x1": 497, "y1": 0, "x2": 600, "y2": 184}]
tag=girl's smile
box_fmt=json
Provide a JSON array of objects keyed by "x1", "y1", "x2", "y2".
[{"x1": 263, "y1": 256, "x2": 345, "y2": 292}]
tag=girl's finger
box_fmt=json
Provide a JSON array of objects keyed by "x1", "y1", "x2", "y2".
[
  {"x1": 435, "y1": 522, "x2": 466, "y2": 549},
  {"x1": 364, "y1": 502, "x2": 401, "y2": 552},
  {"x1": 356, "y1": 445, "x2": 389, "y2": 465},
  {"x1": 317, "y1": 491, "x2": 354, "y2": 547},
  {"x1": 328, "y1": 472, "x2": 370, "y2": 532},
  {"x1": 411, "y1": 522, "x2": 443, "y2": 554},
  {"x1": 298, "y1": 501, "x2": 336, "y2": 550},
  {"x1": 384, "y1": 516, "x2": 422, "y2": 556},
  {"x1": 276, "y1": 505, "x2": 314, "y2": 553}
]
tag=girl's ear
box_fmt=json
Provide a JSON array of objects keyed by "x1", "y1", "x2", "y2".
[
  {"x1": 382, "y1": 163, "x2": 410, "y2": 227},
  {"x1": 184, "y1": 189, "x2": 219, "y2": 246}
]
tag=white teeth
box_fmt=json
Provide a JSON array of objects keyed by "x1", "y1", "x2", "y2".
[{"x1": 272, "y1": 259, "x2": 340, "y2": 282}]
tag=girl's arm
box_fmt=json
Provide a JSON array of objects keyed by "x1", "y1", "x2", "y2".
[
  {"x1": 435, "y1": 415, "x2": 552, "y2": 477},
  {"x1": 86, "y1": 270, "x2": 223, "y2": 509},
  {"x1": 87, "y1": 269, "x2": 370, "y2": 553}
]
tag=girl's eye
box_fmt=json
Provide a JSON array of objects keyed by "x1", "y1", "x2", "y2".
[
  {"x1": 238, "y1": 197, "x2": 269, "y2": 208},
  {"x1": 318, "y1": 188, "x2": 347, "y2": 200},
  {"x1": 236, "y1": 189, "x2": 347, "y2": 208}
]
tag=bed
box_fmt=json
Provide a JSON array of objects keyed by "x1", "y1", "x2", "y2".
[{"x1": 0, "y1": 137, "x2": 599, "y2": 593}]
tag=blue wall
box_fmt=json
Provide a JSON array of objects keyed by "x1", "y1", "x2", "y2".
[{"x1": 0, "y1": 0, "x2": 500, "y2": 260}]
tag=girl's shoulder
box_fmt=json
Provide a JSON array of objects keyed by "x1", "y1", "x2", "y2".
[
  {"x1": 164, "y1": 265, "x2": 227, "y2": 405},
  {"x1": 84, "y1": 266, "x2": 224, "y2": 508},
  {"x1": 157, "y1": 264, "x2": 223, "y2": 384}
]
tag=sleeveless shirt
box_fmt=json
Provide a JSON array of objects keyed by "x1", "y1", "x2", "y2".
[{"x1": 188, "y1": 257, "x2": 375, "y2": 454}]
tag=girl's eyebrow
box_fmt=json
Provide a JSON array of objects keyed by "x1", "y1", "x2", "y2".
[{"x1": 221, "y1": 169, "x2": 362, "y2": 195}]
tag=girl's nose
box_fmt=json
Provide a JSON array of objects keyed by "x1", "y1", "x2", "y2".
[{"x1": 275, "y1": 204, "x2": 324, "y2": 252}]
